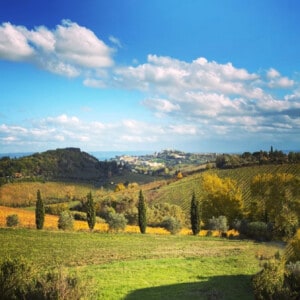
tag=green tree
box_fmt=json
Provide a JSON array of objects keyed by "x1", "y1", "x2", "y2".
[
  {"x1": 190, "y1": 192, "x2": 200, "y2": 235},
  {"x1": 35, "y1": 189, "x2": 45, "y2": 230},
  {"x1": 86, "y1": 192, "x2": 96, "y2": 231},
  {"x1": 138, "y1": 190, "x2": 147, "y2": 234}
]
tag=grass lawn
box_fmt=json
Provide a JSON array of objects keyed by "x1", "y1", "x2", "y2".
[{"x1": 0, "y1": 228, "x2": 282, "y2": 299}]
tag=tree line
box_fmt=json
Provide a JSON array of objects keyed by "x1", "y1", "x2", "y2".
[{"x1": 216, "y1": 148, "x2": 300, "y2": 169}]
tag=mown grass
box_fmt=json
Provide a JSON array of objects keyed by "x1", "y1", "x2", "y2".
[{"x1": 0, "y1": 228, "x2": 283, "y2": 299}]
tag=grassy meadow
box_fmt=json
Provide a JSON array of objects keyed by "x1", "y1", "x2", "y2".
[{"x1": 0, "y1": 227, "x2": 282, "y2": 299}]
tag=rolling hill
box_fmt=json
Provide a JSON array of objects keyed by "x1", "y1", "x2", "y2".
[{"x1": 0, "y1": 147, "x2": 120, "y2": 185}]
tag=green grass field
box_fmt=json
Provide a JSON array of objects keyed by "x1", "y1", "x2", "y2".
[{"x1": 0, "y1": 228, "x2": 283, "y2": 299}]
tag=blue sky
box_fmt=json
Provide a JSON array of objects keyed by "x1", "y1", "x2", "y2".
[{"x1": 0, "y1": 0, "x2": 300, "y2": 154}]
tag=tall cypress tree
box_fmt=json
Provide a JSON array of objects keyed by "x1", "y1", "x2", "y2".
[
  {"x1": 86, "y1": 192, "x2": 96, "y2": 231},
  {"x1": 190, "y1": 192, "x2": 200, "y2": 235},
  {"x1": 35, "y1": 189, "x2": 45, "y2": 230},
  {"x1": 138, "y1": 190, "x2": 147, "y2": 234}
]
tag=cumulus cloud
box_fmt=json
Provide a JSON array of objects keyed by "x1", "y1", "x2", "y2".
[
  {"x1": 267, "y1": 68, "x2": 280, "y2": 79},
  {"x1": 0, "y1": 20, "x2": 114, "y2": 77},
  {"x1": 266, "y1": 68, "x2": 294, "y2": 88},
  {"x1": 0, "y1": 22, "x2": 34, "y2": 60}
]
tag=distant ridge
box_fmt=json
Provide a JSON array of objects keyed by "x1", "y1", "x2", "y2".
[
  {"x1": 0, "y1": 148, "x2": 119, "y2": 184},
  {"x1": 0, "y1": 152, "x2": 34, "y2": 159}
]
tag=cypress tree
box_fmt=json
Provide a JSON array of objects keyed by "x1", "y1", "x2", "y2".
[
  {"x1": 35, "y1": 189, "x2": 45, "y2": 230},
  {"x1": 86, "y1": 192, "x2": 96, "y2": 231},
  {"x1": 190, "y1": 192, "x2": 200, "y2": 235},
  {"x1": 138, "y1": 190, "x2": 147, "y2": 234}
]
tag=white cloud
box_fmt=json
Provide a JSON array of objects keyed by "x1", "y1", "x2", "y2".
[
  {"x1": 113, "y1": 54, "x2": 260, "y2": 99},
  {"x1": 269, "y1": 76, "x2": 294, "y2": 88},
  {"x1": 42, "y1": 60, "x2": 80, "y2": 77},
  {"x1": 266, "y1": 68, "x2": 294, "y2": 88},
  {"x1": 143, "y1": 98, "x2": 180, "y2": 114},
  {"x1": 267, "y1": 68, "x2": 280, "y2": 79},
  {"x1": 0, "y1": 22, "x2": 34, "y2": 60},
  {"x1": 23, "y1": 25, "x2": 55, "y2": 52},
  {"x1": 168, "y1": 125, "x2": 197, "y2": 135},
  {"x1": 55, "y1": 20, "x2": 113, "y2": 68},
  {"x1": 0, "y1": 20, "x2": 114, "y2": 77}
]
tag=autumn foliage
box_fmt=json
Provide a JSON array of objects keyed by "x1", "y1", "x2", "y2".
[{"x1": 201, "y1": 173, "x2": 243, "y2": 225}]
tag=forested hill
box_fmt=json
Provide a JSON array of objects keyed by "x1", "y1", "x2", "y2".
[{"x1": 0, "y1": 148, "x2": 119, "y2": 184}]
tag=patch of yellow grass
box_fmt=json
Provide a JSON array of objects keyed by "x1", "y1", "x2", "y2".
[
  {"x1": 0, "y1": 206, "x2": 239, "y2": 237},
  {"x1": 0, "y1": 206, "x2": 58, "y2": 229}
]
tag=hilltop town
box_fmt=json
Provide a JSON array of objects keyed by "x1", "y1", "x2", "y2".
[{"x1": 114, "y1": 149, "x2": 217, "y2": 175}]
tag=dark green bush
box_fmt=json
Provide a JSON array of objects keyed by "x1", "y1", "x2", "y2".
[
  {"x1": 247, "y1": 222, "x2": 272, "y2": 241},
  {"x1": 6, "y1": 214, "x2": 19, "y2": 227}
]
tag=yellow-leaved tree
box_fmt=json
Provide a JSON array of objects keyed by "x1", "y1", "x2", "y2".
[
  {"x1": 285, "y1": 229, "x2": 300, "y2": 262},
  {"x1": 201, "y1": 173, "x2": 243, "y2": 226},
  {"x1": 250, "y1": 173, "x2": 300, "y2": 239}
]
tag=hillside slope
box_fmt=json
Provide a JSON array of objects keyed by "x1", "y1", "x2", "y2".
[
  {"x1": 0, "y1": 148, "x2": 119, "y2": 184},
  {"x1": 145, "y1": 163, "x2": 300, "y2": 215}
]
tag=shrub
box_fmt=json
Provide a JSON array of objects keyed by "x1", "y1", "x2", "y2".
[
  {"x1": 71, "y1": 211, "x2": 87, "y2": 221},
  {"x1": 0, "y1": 257, "x2": 87, "y2": 300},
  {"x1": 161, "y1": 217, "x2": 182, "y2": 235},
  {"x1": 252, "y1": 259, "x2": 286, "y2": 299},
  {"x1": 0, "y1": 257, "x2": 34, "y2": 299},
  {"x1": 6, "y1": 214, "x2": 19, "y2": 227},
  {"x1": 286, "y1": 230, "x2": 300, "y2": 262},
  {"x1": 107, "y1": 212, "x2": 127, "y2": 232},
  {"x1": 34, "y1": 267, "x2": 87, "y2": 300},
  {"x1": 45, "y1": 203, "x2": 69, "y2": 215},
  {"x1": 285, "y1": 261, "x2": 300, "y2": 296},
  {"x1": 58, "y1": 211, "x2": 74, "y2": 230},
  {"x1": 247, "y1": 221, "x2": 272, "y2": 241},
  {"x1": 147, "y1": 203, "x2": 185, "y2": 227},
  {"x1": 207, "y1": 216, "x2": 228, "y2": 233}
]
